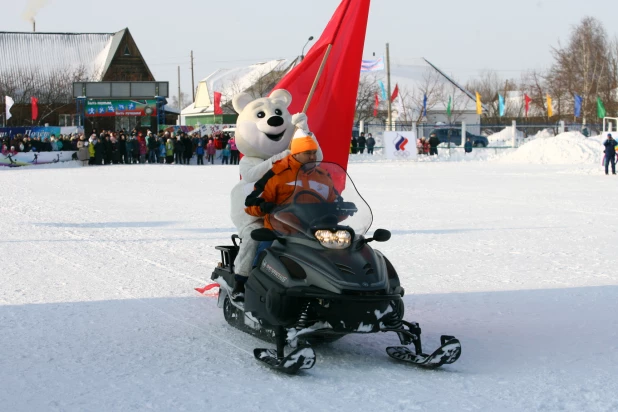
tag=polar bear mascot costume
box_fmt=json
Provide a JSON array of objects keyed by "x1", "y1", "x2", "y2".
[{"x1": 230, "y1": 89, "x2": 322, "y2": 299}]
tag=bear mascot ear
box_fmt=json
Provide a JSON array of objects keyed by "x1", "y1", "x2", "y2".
[
  {"x1": 232, "y1": 93, "x2": 254, "y2": 114},
  {"x1": 269, "y1": 89, "x2": 293, "y2": 108}
]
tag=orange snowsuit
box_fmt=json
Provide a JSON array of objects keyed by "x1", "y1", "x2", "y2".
[{"x1": 245, "y1": 155, "x2": 338, "y2": 231}]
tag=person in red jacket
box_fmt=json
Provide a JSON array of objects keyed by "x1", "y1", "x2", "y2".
[{"x1": 206, "y1": 140, "x2": 217, "y2": 164}]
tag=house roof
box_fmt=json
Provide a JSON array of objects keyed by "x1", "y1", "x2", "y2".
[
  {"x1": 183, "y1": 58, "x2": 296, "y2": 116},
  {"x1": 0, "y1": 31, "x2": 123, "y2": 79},
  {"x1": 0, "y1": 29, "x2": 149, "y2": 97}
]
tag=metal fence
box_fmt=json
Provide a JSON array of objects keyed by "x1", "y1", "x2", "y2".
[{"x1": 349, "y1": 121, "x2": 605, "y2": 159}]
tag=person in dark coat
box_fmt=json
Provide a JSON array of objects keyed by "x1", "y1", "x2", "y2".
[
  {"x1": 350, "y1": 135, "x2": 358, "y2": 154},
  {"x1": 119, "y1": 134, "x2": 127, "y2": 164},
  {"x1": 428, "y1": 132, "x2": 440, "y2": 156},
  {"x1": 603, "y1": 133, "x2": 617, "y2": 175},
  {"x1": 183, "y1": 135, "x2": 193, "y2": 164},
  {"x1": 94, "y1": 138, "x2": 104, "y2": 165},
  {"x1": 174, "y1": 136, "x2": 184, "y2": 164},
  {"x1": 366, "y1": 133, "x2": 375, "y2": 155},
  {"x1": 103, "y1": 135, "x2": 112, "y2": 165},
  {"x1": 125, "y1": 136, "x2": 134, "y2": 164},
  {"x1": 464, "y1": 137, "x2": 473, "y2": 154},
  {"x1": 132, "y1": 135, "x2": 140, "y2": 163},
  {"x1": 357, "y1": 132, "x2": 367, "y2": 154},
  {"x1": 147, "y1": 132, "x2": 158, "y2": 163},
  {"x1": 111, "y1": 136, "x2": 120, "y2": 164}
]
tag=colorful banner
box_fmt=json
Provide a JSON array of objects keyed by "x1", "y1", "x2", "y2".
[
  {"x1": 476, "y1": 92, "x2": 482, "y2": 115},
  {"x1": 597, "y1": 97, "x2": 606, "y2": 119},
  {"x1": 378, "y1": 80, "x2": 387, "y2": 100},
  {"x1": 1, "y1": 151, "x2": 77, "y2": 167},
  {"x1": 390, "y1": 84, "x2": 399, "y2": 103},
  {"x1": 0, "y1": 126, "x2": 83, "y2": 139},
  {"x1": 198, "y1": 124, "x2": 235, "y2": 137},
  {"x1": 360, "y1": 57, "x2": 384, "y2": 72},
  {"x1": 524, "y1": 94, "x2": 532, "y2": 117},
  {"x1": 5, "y1": 96, "x2": 14, "y2": 120},
  {"x1": 31, "y1": 97, "x2": 39, "y2": 120},
  {"x1": 85, "y1": 100, "x2": 157, "y2": 117}
]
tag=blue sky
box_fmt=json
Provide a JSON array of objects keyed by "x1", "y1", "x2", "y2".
[{"x1": 3, "y1": 0, "x2": 617, "y2": 100}]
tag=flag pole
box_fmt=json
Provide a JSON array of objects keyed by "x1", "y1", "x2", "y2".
[
  {"x1": 288, "y1": 44, "x2": 333, "y2": 149},
  {"x1": 302, "y1": 44, "x2": 333, "y2": 113},
  {"x1": 386, "y1": 42, "x2": 392, "y2": 131}
]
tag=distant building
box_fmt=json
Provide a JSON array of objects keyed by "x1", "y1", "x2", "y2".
[
  {"x1": 182, "y1": 59, "x2": 297, "y2": 126},
  {"x1": 0, "y1": 29, "x2": 175, "y2": 132}
]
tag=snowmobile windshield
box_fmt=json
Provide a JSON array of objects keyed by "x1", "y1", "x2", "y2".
[{"x1": 270, "y1": 162, "x2": 373, "y2": 242}]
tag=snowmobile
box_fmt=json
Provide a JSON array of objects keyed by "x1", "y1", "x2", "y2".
[{"x1": 211, "y1": 162, "x2": 461, "y2": 374}]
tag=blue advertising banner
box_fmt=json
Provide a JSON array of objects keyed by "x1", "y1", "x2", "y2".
[{"x1": 0, "y1": 126, "x2": 83, "y2": 140}]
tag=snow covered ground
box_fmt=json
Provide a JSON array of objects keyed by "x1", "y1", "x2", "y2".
[{"x1": 2, "y1": 142, "x2": 618, "y2": 411}]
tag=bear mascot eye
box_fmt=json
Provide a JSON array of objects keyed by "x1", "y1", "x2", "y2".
[
  {"x1": 275, "y1": 109, "x2": 282, "y2": 115},
  {"x1": 257, "y1": 111, "x2": 266, "y2": 118}
]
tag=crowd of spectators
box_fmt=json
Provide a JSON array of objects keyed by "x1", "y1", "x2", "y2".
[{"x1": 1, "y1": 129, "x2": 241, "y2": 166}]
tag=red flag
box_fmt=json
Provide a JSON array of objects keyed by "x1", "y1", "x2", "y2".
[
  {"x1": 213, "y1": 92, "x2": 223, "y2": 115},
  {"x1": 272, "y1": 0, "x2": 371, "y2": 171},
  {"x1": 31, "y1": 97, "x2": 38, "y2": 120},
  {"x1": 195, "y1": 283, "x2": 220, "y2": 294},
  {"x1": 373, "y1": 92, "x2": 379, "y2": 117},
  {"x1": 390, "y1": 84, "x2": 399, "y2": 103},
  {"x1": 524, "y1": 94, "x2": 532, "y2": 117}
]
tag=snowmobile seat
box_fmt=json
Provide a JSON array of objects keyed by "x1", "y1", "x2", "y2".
[{"x1": 214, "y1": 235, "x2": 240, "y2": 273}]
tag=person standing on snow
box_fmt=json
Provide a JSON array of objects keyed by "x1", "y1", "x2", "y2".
[
  {"x1": 603, "y1": 133, "x2": 617, "y2": 175},
  {"x1": 357, "y1": 132, "x2": 367, "y2": 154},
  {"x1": 366, "y1": 133, "x2": 376, "y2": 155},
  {"x1": 428, "y1": 132, "x2": 440, "y2": 156},
  {"x1": 464, "y1": 137, "x2": 473, "y2": 154}
]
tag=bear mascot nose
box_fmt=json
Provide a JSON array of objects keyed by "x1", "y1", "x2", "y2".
[{"x1": 267, "y1": 116, "x2": 284, "y2": 127}]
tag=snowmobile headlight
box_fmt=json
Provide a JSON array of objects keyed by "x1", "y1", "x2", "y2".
[{"x1": 314, "y1": 229, "x2": 352, "y2": 249}]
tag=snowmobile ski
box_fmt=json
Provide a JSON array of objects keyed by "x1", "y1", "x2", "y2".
[
  {"x1": 386, "y1": 336, "x2": 461, "y2": 368},
  {"x1": 253, "y1": 347, "x2": 316, "y2": 375}
]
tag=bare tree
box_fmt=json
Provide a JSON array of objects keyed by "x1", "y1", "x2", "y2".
[
  {"x1": 438, "y1": 78, "x2": 471, "y2": 124},
  {"x1": 520, "y1": 69, "x2": 549, "y2": 118},
  {"x1": 466, "y1": 70, "x2": 503, "y2": 118},
  {"x1": 169, "y1": 91, "x2": 189, "y2": 110},
  {"x1": 355, "y1": 73, "x2": 381, "y2": 122},
  {"x1": 551, "y1": 16, "x2": 613, "y2": 122},
  {"x1": 0, "y1": 64, "x2": 93, "y2": 126},
  {"x1": 408, "y1": 68, "x2": 446, "y2": 122}
]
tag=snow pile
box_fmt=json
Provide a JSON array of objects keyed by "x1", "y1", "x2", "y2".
[
  {"x1": 494, "y1": 132, "x2": 604, "y2": 165},
  {"x1": 530, "y1": 128, "x2": 555, "y2": 139},
  {"x1": 485, "y1": 127, "x2": 525, "y2": 147}
]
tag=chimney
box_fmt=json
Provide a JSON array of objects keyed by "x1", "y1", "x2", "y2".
[{"x1": 33, "y1": 20, "x2": 36, "y2": 33}]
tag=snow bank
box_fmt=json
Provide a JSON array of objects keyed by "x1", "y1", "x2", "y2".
[
  {"x1": 485, "y1": 127, "x2": 525, "y2": 147},
  {"x1": 495, "y1": 131, "x2": 604, "y2": 165}
]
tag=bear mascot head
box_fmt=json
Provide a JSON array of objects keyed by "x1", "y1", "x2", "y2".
[{"x1": 232, "y1": 89, "x2": 298, "y2": 159}]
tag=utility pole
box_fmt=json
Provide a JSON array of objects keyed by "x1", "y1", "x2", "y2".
[
  {"x1": 177, "y1": 66, "x2": 182, "y2": 111},
  {"x1": 191, "y1": 51, "x2": 195, "y2": 102},
  {"x1": 386, "y1": 43, "x2": 392, "y2": 131}
]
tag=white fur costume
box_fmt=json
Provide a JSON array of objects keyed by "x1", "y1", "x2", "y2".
[{"x1": 230, "y1": 90, "x2": 322, "y2": 277}]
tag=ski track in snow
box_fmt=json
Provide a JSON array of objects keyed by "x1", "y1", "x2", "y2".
[{"x1": 1, "y1": 162, "x2": 618, "y2": 411}]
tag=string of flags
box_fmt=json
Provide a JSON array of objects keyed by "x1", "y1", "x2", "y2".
[{"x1": 473, "y1": 92, "x2": 608, "y2": 118}]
